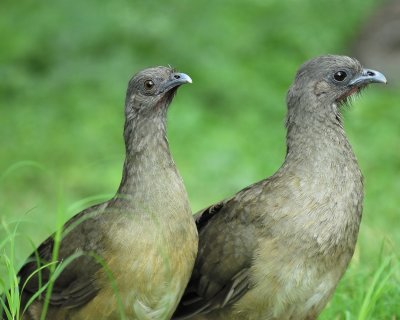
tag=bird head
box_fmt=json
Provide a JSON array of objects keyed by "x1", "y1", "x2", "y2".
[
  {"x1": 286, "y1": 55, "x2": 386, "y2": 121},
  {"x1": 124, "y1": 66, "x2": 192, "y2": 119}
]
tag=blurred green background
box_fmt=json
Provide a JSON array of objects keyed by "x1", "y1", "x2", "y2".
[{"x1": 1, "y1": 0, "x2": 399, "y2": 318}]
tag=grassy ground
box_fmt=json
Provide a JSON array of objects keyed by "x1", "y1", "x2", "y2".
[{"x1": 1, "y1": 0, "x2": 399, "y2": 318}]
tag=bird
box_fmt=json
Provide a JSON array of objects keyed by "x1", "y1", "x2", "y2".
[
  {"x1": 173, "y1": 55, "x2": 387, "y2": 320},
  {"x1": 3, "y1": 66, "x2": 198, "y2": 320}
]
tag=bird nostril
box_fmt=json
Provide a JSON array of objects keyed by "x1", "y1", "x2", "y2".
[
  {"x1": 367, "y1": 71, "x2": 375, "y2": 76},
  {"x1": 174, "y1": 74, "x2": 180, "y2": 79}
]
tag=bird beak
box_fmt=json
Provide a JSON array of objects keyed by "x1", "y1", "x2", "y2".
[
  {"x1": 349, "y1": 69, "x2": 387, "y2": 87},
  {"x1": 161, "y1": 72, "x2": 192, "y2": 93},
  {"x1": 171, "y1": 72, "x2": 193, "y2": 84}
]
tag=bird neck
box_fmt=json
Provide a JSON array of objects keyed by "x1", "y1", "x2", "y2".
[
  {"x1": 282, "y1": 103, "x2": 359, "y2": 175},
  {"x1": 116, "y1": 114, "x2": 178, "y2": 196},
  {"x1": 124, "y1": 112, "x2": 169, "y2": 155}
]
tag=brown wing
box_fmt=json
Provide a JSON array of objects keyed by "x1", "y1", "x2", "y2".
[
  {"x1": 18, "y1": 203, "x2": 108, "y2": 311},
  {"x1": 174, "y1": 185, "x2": 262, "y2": 319}
]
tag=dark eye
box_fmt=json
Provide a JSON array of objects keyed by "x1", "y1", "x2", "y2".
[
  {"x1": 334, "y1": 71, "x2": 347, "y2": 82},
  {"x1": 144, "y1": 80, "x2": 154, "y2": 90}
]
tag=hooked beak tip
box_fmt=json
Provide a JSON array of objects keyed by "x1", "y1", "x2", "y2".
[
  {"x1": 349, "y1": 68, "x2": 387, "y2": 86},
  {"x1": 173, "y1": 72, "x2": 192, "y2": 84}
]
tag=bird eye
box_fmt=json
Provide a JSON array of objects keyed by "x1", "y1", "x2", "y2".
[
  {"x1": 144, "y1": 80, "x2": 154, "y2": 90},
  {"x1": 334, "y1": 71, "x2": 347, "y2": 82}
]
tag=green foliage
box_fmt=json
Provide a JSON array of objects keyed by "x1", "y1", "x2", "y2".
[{"x1": 1, "y1": 0, "x2": 399, "y2": 318}]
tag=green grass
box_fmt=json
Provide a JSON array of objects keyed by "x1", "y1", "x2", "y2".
[
  {"x1": 0, "y1": 197, "x2": 130, "y2": 320},
  {"x1": 1, "y1": 0, "x2": 399, "y2": 318}
]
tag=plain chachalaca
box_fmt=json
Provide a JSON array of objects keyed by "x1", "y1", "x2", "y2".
[
  {"x1": 6, "y1": 67, "x2": 198, "y2": 320},
  {"x1": 173, "y1": 55, "x2": 386, "y2": 320}
]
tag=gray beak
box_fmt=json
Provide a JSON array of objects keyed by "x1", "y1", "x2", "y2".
[
  {"x1": 349, "y1": 69, "x2": 387, "y2": 86},
  {"x1": 161, "y1": 72, "x2": 192, "y2": 93},
  {"x1": 171, "y1": 72, "x2": 192, "y2": 84}
]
